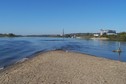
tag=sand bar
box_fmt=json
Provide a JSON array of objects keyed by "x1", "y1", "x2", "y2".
[{"x1": 0, "y1": 50, "x2": 126, "y2": 84}]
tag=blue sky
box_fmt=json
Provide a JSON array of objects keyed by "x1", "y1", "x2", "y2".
[{"x1": 0, "y1": 0, "x2": 126, "y2": 35}]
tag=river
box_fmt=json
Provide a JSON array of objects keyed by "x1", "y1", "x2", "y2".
[{"x1": 0, "y1": 37, "x2": 126, "y2": 69}]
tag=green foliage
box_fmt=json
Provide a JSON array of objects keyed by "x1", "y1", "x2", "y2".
[
  {"x1": 117, "y1": 32, "x2": 126, "y2": 41},
  {"x1": 8, "y1": 33, "x2": 16, "y2": 37},
  {"x1": 0, "y1": 33, "x2": 16, "y2": 37},
  {"x1": 102, "y1": 32, "x2": 126, "y2": 41}
]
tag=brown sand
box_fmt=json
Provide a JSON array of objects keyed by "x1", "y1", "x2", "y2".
[{"x1": 0, "y1": 50, "x2": 126, "y2": 84}]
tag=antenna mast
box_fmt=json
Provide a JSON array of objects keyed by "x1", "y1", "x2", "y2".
[{"x1": 63, "y1": 28, "x2": 64, "y2": 40}]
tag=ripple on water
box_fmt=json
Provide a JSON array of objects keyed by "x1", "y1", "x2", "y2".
[
  {"x1": 16, "y1": 58, "x2": 28, "y2": 63},
  {"x1": 0, "y1": 37, "x2": 126, "y2": 69}
]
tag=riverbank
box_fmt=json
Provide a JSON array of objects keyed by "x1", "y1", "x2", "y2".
[
  {"x1": 90, "y1": 37, "x2": 109, "y2": 40},
  {"x1": 0, "y1": 50, "x2": 126, "y2": 84}
]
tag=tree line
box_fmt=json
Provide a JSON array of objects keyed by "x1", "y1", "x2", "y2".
[
  {"x1": 0, "y1": 33, "x2": 17, "y2": 37},
  {"x1": 0, "y1": 32, "x2": 126, "y2": 41},
  {"x1": 101, "y1": 32, "x2": 126, "y2": 41}
]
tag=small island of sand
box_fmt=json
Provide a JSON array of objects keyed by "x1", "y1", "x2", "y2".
[{"x1": 0, "y1": 50, "x2": 126, "y2": 84}]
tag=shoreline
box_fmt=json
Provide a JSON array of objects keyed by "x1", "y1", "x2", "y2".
[
  {"x1": 0, "y1": 50, "x2": 126, "y2": 84},
  {"x1": 0, "y1": 49, "x2": 121, "y2": 71},
  {"x1": 0, "y1": 49, "x2": 49, "y2": 71},
  {"x1": 90, "y1": 37, "x2": 109, "y2": 40}
]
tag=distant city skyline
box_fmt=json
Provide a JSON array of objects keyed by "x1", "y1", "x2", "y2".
[{"x1": 0, "y1": 0, "x2": 126, "y2": 35}]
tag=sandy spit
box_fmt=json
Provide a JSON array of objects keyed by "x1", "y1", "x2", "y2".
[{"x1": 0, "y1": 50, "x2": 126, "y2": 84}]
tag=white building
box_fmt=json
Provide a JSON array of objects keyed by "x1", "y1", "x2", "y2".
[
  {"x1": 94, "y1": 33, "x2": 99, "y2": 37},
  {"x1": 100, "y1": 29, "x2": 116, "y2": 36}
]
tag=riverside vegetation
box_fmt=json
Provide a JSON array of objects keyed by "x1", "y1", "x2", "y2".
[
  {"x1": 101, "y1": 32, "x2": 126, "y2": 41},
  {"x1": 0, "y1": 32, "x2": 126, "y2": 41},
  {"x1": 0, "y1": 33, "x2": 18, "y2": 37}
]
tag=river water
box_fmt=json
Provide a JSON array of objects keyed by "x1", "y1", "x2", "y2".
[{"x1": 0, "y1": 37, "x2": 126, "y2": 69}]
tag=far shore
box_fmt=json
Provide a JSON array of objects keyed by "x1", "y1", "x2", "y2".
[
  {"x1": 0, "y1": 50, "x2": 126, "y2": 84},
  {"x1": 90, "y1": 37, "x2": 109, "y2": 40}
]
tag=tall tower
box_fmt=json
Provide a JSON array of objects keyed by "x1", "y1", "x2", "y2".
[
  {"x1": 62, "y1": 28, "x2": 64, "y2": 37},
  {"x1": 100, "y1": 29, "x2": 104, "y2": 36}
]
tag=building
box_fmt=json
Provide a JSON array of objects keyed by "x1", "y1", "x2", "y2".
[
  {"x1": 93, "y1": 33, "x2": 100, "y2": 37},
  {"x1": 100, "y1": 29, "x2": 116, "y2": 36}
]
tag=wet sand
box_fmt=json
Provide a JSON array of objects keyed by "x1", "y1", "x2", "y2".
[{"x1": 0, "y1": 50, "x2": 126, "y2": 84}]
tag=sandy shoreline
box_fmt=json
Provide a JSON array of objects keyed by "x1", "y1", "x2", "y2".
[
  {"x1": 90, "y1": 37, "x2": 109, "y2": 40},
  {"x1": 0, "y1": 50, "x2": 126, "y2": 84}
]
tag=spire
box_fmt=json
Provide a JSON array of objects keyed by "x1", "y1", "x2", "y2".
[{"x1": 62, "y1": 28, "x2": 64, "y2": 37}]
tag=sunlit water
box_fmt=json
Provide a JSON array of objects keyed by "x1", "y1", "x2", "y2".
[{"x1": 0, "y1": 37, "x2": 126, "y2": 69}]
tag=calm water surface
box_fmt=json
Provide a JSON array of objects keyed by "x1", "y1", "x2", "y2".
[{"x1": 0, "y1": 37, "x2": 126, "y2": 68}]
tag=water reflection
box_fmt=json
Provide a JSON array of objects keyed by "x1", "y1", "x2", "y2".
[
  {"x1": 118, "y1": 52, "x2": 121, "y2": 61},
  {"x1": 113, "y1": 42, "x2": 122, "y2": 61},
  {"x1": 0, "y1": 37, "x2": 126, "y2": 68}
]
